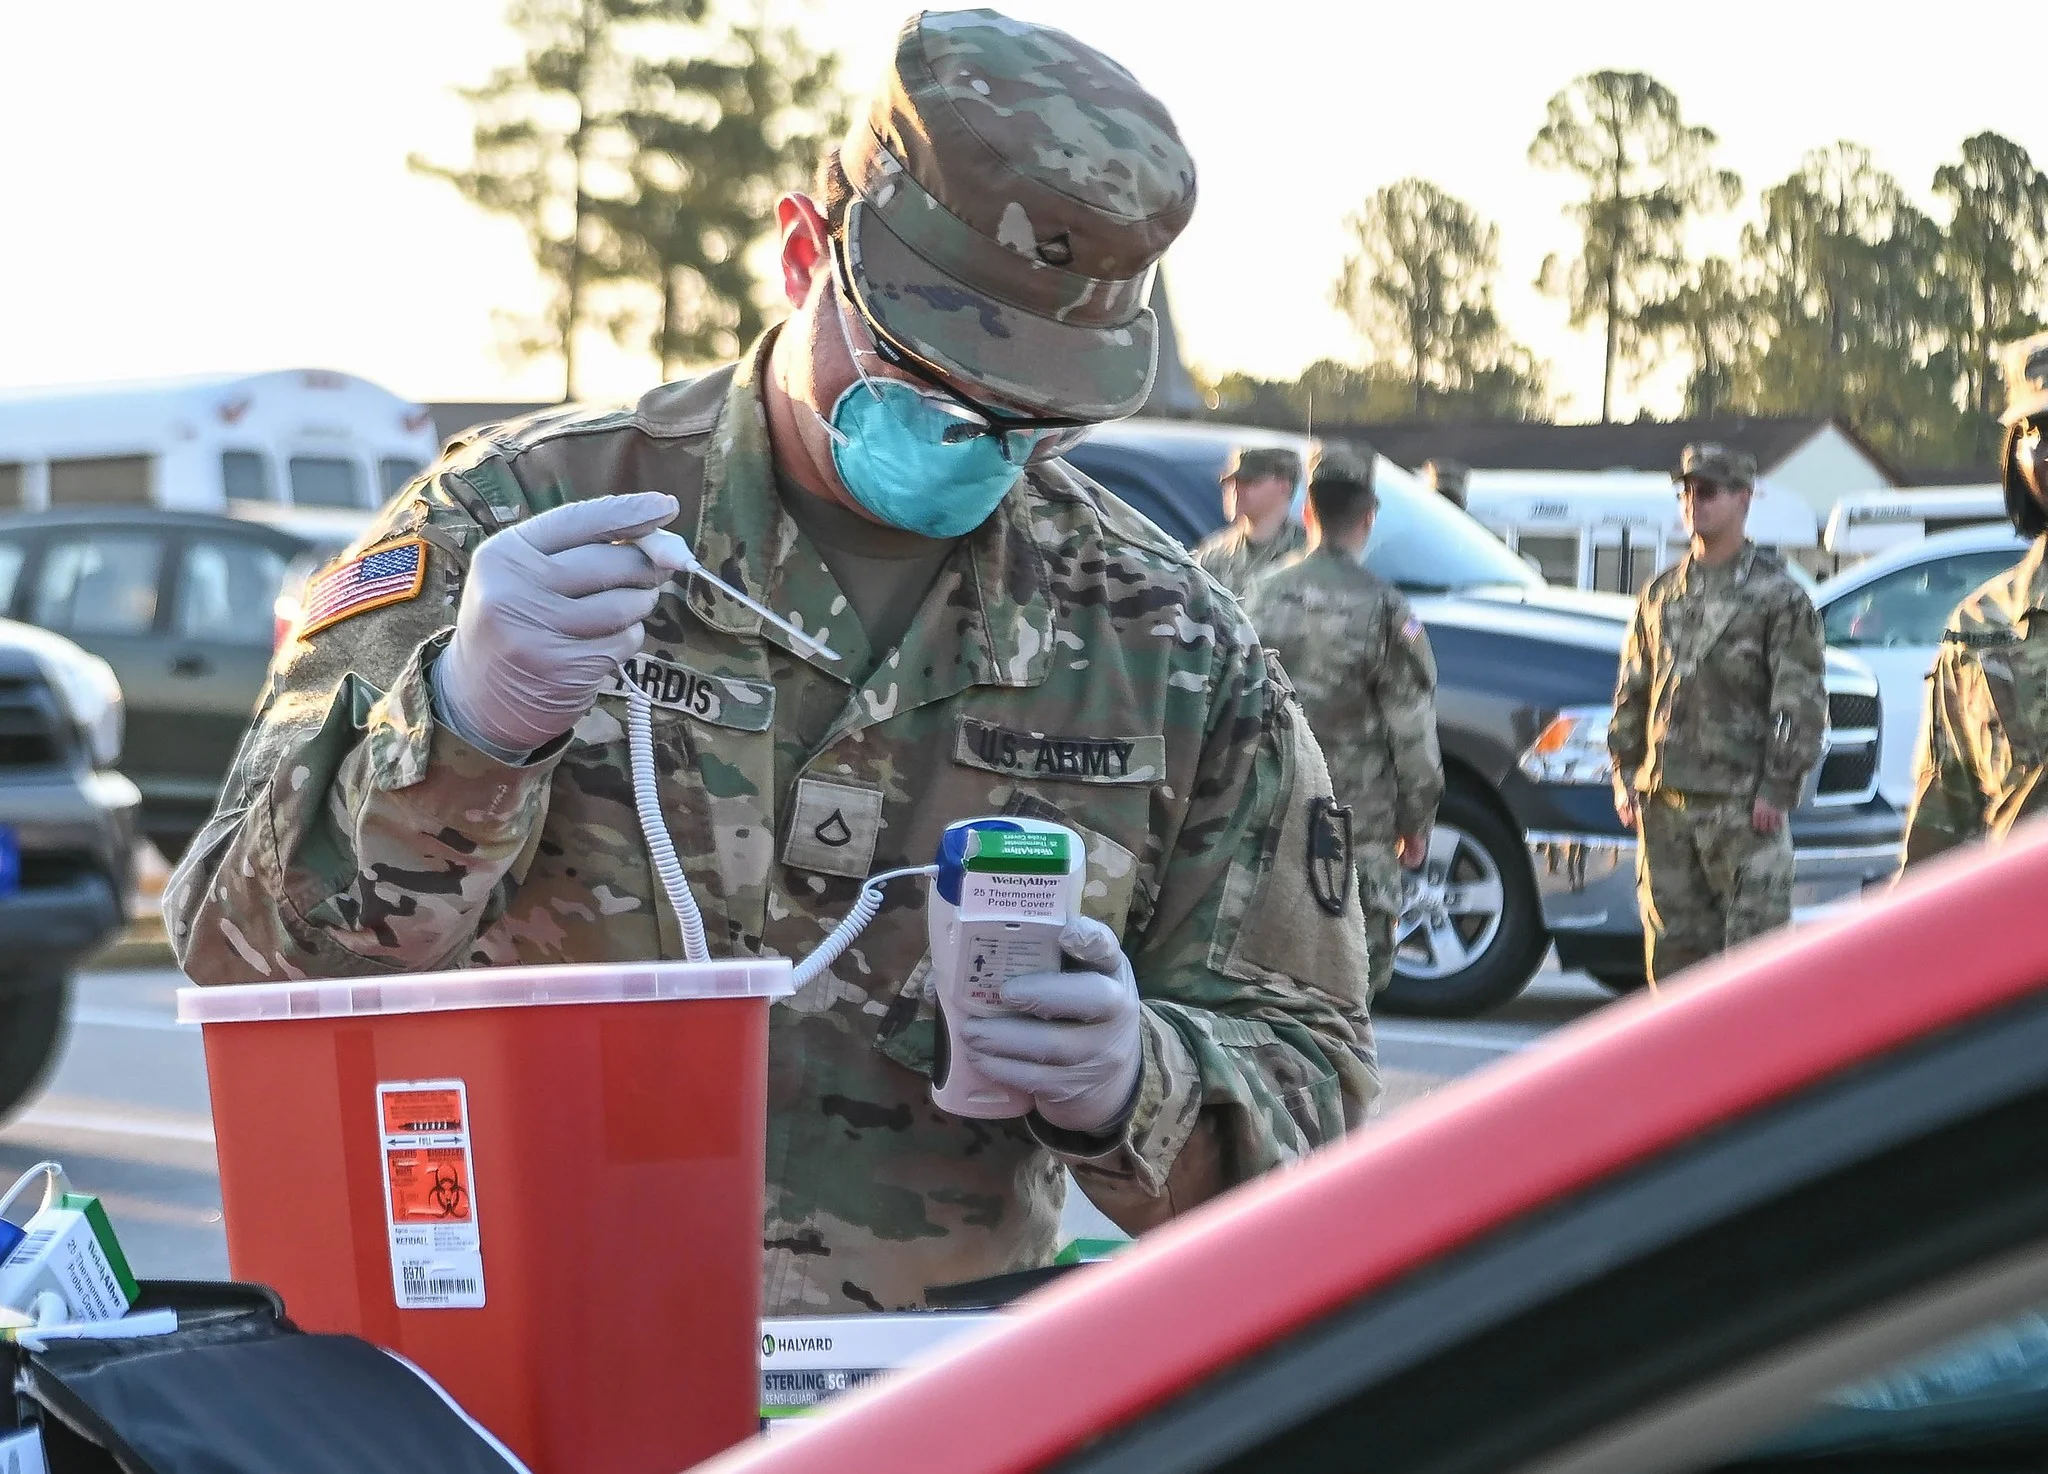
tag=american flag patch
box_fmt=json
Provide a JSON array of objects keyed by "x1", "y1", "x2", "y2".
[
  {"x1": 297, "y1": 538, "x2": 427, "y2": 638},
  {"x1": 1401, "y1": 615, "x2": 1424, "y2": 641}
]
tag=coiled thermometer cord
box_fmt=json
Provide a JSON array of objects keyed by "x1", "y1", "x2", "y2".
[{"x1": 623, "y1": 531, "x2": 933, "y2": 987}]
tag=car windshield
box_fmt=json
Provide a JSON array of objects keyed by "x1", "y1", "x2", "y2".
[{"x1": 1364, "y1": 471, "x2": 1541, "y2": 592}]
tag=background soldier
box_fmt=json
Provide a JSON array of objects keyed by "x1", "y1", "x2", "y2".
[
  {"x1": 1903, "y1": 332, "x2": 2048, "y2": 865},
  {"x1": 165, "y1": 8, "x2": 1376, "y2": 1318},
  {"x1": 1193, "y1": 445, "x2": 1310, "y2": 596},
  {"x1": 1422, "y1": 458, "x2": 1470, "y2": 511},
  {"x1": 1245, "y1": 445, "x2": 1441, "y2": 998},
  {"x1": 1609, "y1": 443, "x2": 1827, "y2": 985}
]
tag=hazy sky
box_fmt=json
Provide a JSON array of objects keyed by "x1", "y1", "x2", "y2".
[{"x1": 0, "y1": 1, "x2": 2034, "y2": 420}]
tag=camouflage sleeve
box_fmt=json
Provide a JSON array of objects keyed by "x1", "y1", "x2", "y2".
[
  {"x1": 165, "y1": 465, "x2": 561, "y2": 982},
  {"x1": 1760, "y1": 587, "x2": 1829, "y2": 812},
  {"x1": 1050, "y1": 632, "x2": 1377, "y2": 1231},
  {"x1": 1189, "y1": 538, "x2": 1235, "y2": 596},
  {"x1": 1608, "y1": 600, "x2": 1651, "y2": 798},
  {"x1": 1902, "y1": 646, "x2": 1986, "y2": 867},
  {"x1": 1377, "y1": 595, "x2": 1442, "y2": 837}
]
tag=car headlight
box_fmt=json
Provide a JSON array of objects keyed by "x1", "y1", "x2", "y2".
[
  {"x1": 33, "y1": 640, "x2": 124, "y2": 768},
  {"x1": 1518, "y1": 705, "x2": 1613, "y2": 786}
]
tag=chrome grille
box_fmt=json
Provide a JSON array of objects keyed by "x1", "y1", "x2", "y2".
[
  {"x1": 1817, "y1": 745, "x2": 1879, "y2": 796},
  {"x1": 0, "y1": 675, "x2": 66, "y2": 769},
  {"x1": 1828, "y1": 692, "x2": 1879, "y2": 731}
]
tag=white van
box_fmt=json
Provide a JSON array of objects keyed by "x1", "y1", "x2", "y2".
[
  {"x1": 0, "y1": 369, "x2": 439, "y2": 516},
  {"x1": 1464, "y1": 470, "x2": 1822, "y2": 593},
  {"x1": 1822, "y1": 486, "x2": 2006, "y2": 562}
]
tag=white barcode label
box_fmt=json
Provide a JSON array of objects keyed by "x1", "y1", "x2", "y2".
[
  {"x1": 4, "y1": 1228, "x2": 55, "y2": 1265},
  {"x1": 378, "y1": 1079, "x2": 486, "y2": 1310}
]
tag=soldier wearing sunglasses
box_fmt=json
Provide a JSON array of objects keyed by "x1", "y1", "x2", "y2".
[
  {"x1": 1904, "y1": 334, "x2": 2048, "y2": 866},
  {"x1": 171, "y1": 9, "x2": 1376, "y2": 1317},
  {"x1": 1608, "y1": 444, "x2": 1827, "y2": 984}
]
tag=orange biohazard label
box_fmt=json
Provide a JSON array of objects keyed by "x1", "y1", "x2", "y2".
[
  {"x1": 385, "y1": 1146, "x2": 473, "y2": 1223},
  {"x1": 377, "y1": 1079, "x2": 485, "y2": 1309}
]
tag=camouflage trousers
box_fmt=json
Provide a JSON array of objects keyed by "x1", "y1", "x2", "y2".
[
  {"x1": 1359, "y1": 844, "x2": 1403, "y2": 998},
  {"x1": 1635, "y1": 792, "x2": 1794, "y2": 983}
]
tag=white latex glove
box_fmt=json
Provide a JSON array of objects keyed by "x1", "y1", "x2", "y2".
[
  {"x1": 432, "y1": 493, "x2": 676, "y2": 756},
  {"x1": 957, "y1": 916, "x2": 1143, "y2": 1137}
]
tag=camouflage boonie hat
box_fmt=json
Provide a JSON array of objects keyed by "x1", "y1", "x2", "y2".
[
  {"x1": 1309, "y1": 443, "x2": 1377, "y2": 490},
  {"x1": 2001, "y1": 331, "x2": 2048, "y2": 423},
  {"x1": 1675, "y1": 442, "x2": 1757, "y2": 490},
  {"x1": 836, "y1": 9, "x2": 1197, "y2": 420},
  {"x1": 1223, "y1": 446, "x2": 1302, "y2": 485}
]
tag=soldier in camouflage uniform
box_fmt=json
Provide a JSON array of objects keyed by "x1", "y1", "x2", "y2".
[
  {"x1": 1193, "y1": 445, "x2": 1311, "y2": 596},
  {"x1": 1609, "y1": 444, "x2": 1828, "y2": 984},
  {"x1": 1904, "y1": 333, "x2": 2048, "y2": 865},
  {"x1": 166, "y1": 9, "x2": 1377, "y2": 1318},
  {"x1": 1245, "y1": 446, "x2": 1441, "y2": 998}
]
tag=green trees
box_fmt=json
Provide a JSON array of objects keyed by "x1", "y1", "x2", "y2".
[
  {"x1": 1333, "y1": 179, "x2": 1546, "y2": 419},
  {"x1": 1934, "y1": 133, "x2": 2048, "y2": 456},
  {"x1": 1528, "y1": 71, "x2": 1740, "y2": 423},
  {"x1": 1727, "y1": 136, "x2": 2047, "y2": 463},
  {"x1": 1740, "y1": 144, "x2": 1954, "y2": 459},
  {"x1": 1649, "y1": 257, "x2": 1751, "y2": 418},
  {"x1": 601, "y1": 15, "x2": 839, "y2": 378},
  {"x1": 414, "y1": 0, "x2": 837, "y2": 397},
  {"x1": 1247, "y1": 101, "x2": 2046, "y2": 465}
]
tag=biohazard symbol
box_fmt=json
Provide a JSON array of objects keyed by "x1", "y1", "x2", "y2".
[
  {"x1": 814, "y1": 809, "x2": 853, "y2": 848},
  {"x1": 429, "y1": 1167, "x2": 468, "y2": 1219},
  {"x1": 386, "y1": 1146, "x2": 474, "y2": 1224}
]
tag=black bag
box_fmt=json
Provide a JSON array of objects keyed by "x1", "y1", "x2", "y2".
[{"x1": 6, "y1": 1282, "x2": 522, "y2": 1474}]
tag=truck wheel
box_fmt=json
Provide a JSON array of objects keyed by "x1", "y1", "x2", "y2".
[
  {"x1": 1379, "y1": 787, "x2": 1546, "y2": 1018},
  {"x1": 0, "y1": 974, "x2": 69, "y2": 1122}
]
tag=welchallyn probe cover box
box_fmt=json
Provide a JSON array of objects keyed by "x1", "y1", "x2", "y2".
[{"x1": 758, "y1": 1313, "x2": 1004, "y2": 1432}]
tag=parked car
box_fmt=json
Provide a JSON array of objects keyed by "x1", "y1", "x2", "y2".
[
  {"x1": 1063, "y1": 421, "x2": 1901, "y2": 1013},
  {"x1": 0, "y1": 620, "x2": 139, "y2": 1121},
  {"x1": 1811, "y1": 522, "x2": 2032, "y2": 809},
  {"x1": 705, "y1": 827, "x2": 2048, "y2": 1474},
  {"x1": 0, "y1": 507, "x2": 358, "y2": 857}
]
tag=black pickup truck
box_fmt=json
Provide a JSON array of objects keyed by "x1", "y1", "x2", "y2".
[
  {"x1": 1065, "y1": 420, "x2": 1902, "y2": 1016},
  {"x1": 0, "y1": 620, "x2": 139, "y2": 1119}
]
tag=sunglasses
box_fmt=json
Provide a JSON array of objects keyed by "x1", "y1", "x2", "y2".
[
  {"x1": 1677, "y1": 479, "x2": 1747, "y2": 501},
  {"x1": 828, "y1": 238, "x2": 1095, "y2": 465},
  {"x1": 2018, "y1": 419, "x2": 2048, "y2": 498}
]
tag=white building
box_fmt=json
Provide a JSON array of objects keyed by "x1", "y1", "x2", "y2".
[{"x1": 1343, "y1": 414, "x2": 1903, "y2": 533}]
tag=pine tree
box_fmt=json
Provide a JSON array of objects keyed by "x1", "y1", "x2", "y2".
[
  {"x1": 600, "y1": 13, "x2": 840, "y2": 377},
  {"x1": 1933, "y1": 132, "x2": 2048, "y2": 457},
  {"x1": 1529, "y1": 71, "x2": 1740, "y2": 422},
  {"x1": 1333, "y1": 178, "x2": 1546, "y2": 418},
  {"x1": 1744, "y1": 143, "x2": 1959, "y2": 460},
  {"x1": 409, "y1": 0, "x2": 815, "y2": 397}
]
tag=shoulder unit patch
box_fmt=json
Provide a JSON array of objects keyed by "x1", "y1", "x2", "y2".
[{"x1": 1306, "y1": 798, "x2": 1354, "y2": 917}]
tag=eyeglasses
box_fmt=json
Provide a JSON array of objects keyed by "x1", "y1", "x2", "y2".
[{"x1": 827, "y1": 240, "x2": 1096, "y2": 466}]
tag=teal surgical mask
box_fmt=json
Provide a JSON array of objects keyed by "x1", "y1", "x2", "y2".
[
  {"x1": 810, "y1": 266, "x2": 1096, "y2": 538},
  {"x1": 818, "y1": 377, "x2": 1021, "y2": 538}
]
